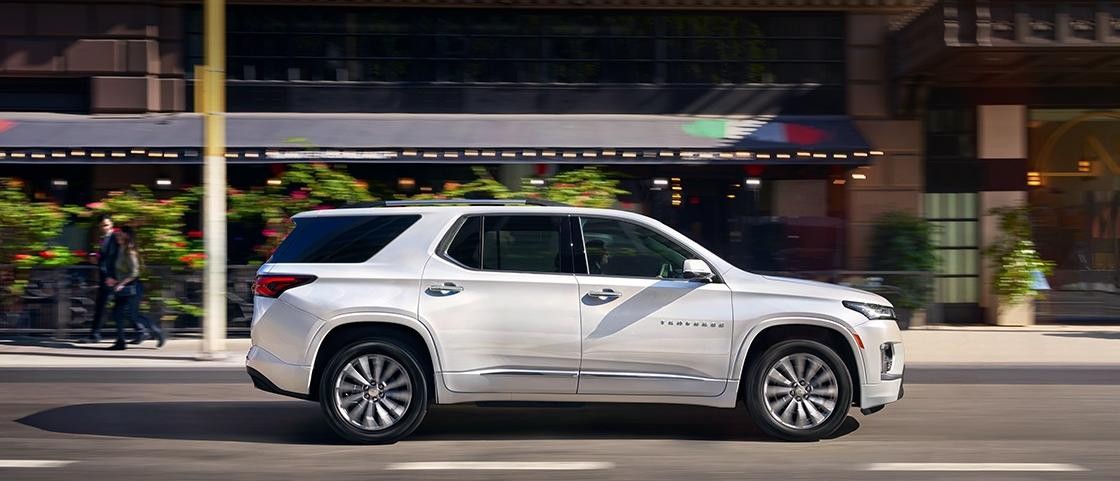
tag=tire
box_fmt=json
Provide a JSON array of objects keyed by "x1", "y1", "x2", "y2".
[
  {"x1": 744, "y1": 339, "x2": 853, "y2": 441},
  {"x1": 318, "y1": 339, "x2": 430, "y2": 444}
]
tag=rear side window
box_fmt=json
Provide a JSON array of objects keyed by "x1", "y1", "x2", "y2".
[
  {"x1": 443, "y1": 215, "x2": 570, "y2": 273},
  {"x1": 270, "y1": 215, "x2": 420, "y2": 263},
  {"x1": 446, "y1": 216, "x2": 482, "y2": 268},
  {"x1": 483, "y1": 216, "x2": 565, "y2": 273}
]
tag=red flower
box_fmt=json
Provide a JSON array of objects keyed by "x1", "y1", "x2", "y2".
[
  {"x1": 290, "y1": 191, "x2": 308, "y2": 200},
  {"x1": 86, "y1": 202, "x2": 105, "y2": 209},
  {"x1": 74, "y1": 250, "x2": 88, "y2": 257},
  {"x1": 187, "y1": 230, "x2": 203, "y2": 239},
  {"x1": 174, "y1": 242, "x2": 187, "y2": 248},
  {"x1": 262, "y1": 229, "x2": 279, "y2": 237},
  {"x1": 38, "y1": 250, "x2": 55, "y2": 259},
  {"x1": 13, "y1": 254, "x2": 32, "y2": 261},
  {"x1": 178, "y1": 255, "x2": 192, "y2": 264}
]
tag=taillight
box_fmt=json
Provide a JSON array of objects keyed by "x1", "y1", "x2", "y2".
[{"x1": 253, "y1": 275, "x2": 316, "y2": 298}]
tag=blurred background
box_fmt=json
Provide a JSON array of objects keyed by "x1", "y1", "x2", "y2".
[{"x1": 2, "y1": 0, "x2": 1120, "y2": 336}]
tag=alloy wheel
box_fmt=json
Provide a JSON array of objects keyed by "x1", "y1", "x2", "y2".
[
  {"x1": 762, "y1": 353, "x2": 839, "y2": 430},
  {"x1": 333, "y1": 354, "x2": 413, "y2": 431}
]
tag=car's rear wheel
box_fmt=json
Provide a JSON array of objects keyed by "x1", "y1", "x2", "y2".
[
  {"x1": 745, "y1": 339, "x2": 853, "y2": 441},
  {"x1": 318, "y1": 339, "x2": 429, "y2": 444}
]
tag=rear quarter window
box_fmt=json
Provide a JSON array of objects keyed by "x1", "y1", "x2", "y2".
[{"x1": 269, "y1": 215, "x2": 421, "y2": 263}]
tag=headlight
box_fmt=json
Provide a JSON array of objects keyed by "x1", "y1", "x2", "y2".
[{"x1": 843, "y1": 301, "x2": 896, "y2": 320}]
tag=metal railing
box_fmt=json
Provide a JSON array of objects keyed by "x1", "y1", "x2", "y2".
[{"x1": 0, "y1": 264, "x2": 259, "y2": 337}]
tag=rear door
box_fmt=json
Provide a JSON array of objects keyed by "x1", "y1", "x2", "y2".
[
  {"x1": 420, "y1": 214, "x2": 581, "y2": 394},
  {"x1": 574, "y1": 216, "x2": 733, "y2": 396}
]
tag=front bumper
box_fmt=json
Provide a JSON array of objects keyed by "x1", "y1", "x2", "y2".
[
  {"x1": 861, "y1": 377, "x2": 903, "y2": 408},
  {"x1": 245, "y1": 345, "x2": 313, "y2": 399},
  {"x1": 853, "y1": 319, "x2": 905, "y2": 409}
]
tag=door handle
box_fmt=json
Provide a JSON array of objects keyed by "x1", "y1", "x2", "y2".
[
  {"x1": 427, "y1": 282, "x2": 464, "y2": 295},
  {"x1": 588, "y1": 288, "x2": 621, "y2": 300}
]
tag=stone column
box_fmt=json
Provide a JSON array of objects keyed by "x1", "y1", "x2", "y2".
[
  {"x1": 845, "y1": 13, "x2": 924, "y2": 270},
  {"x1": 976, "y1": 105, "x2": 1030, "y2": 324}
]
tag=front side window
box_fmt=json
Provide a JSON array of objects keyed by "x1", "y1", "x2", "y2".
[{"x1": 579, "y1": 217, "x2": 696, "y2": 279}]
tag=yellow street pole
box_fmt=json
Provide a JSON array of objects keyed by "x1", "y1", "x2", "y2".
[{"x1": 200, "y1": 0, "x2": 227, "y2": 358}]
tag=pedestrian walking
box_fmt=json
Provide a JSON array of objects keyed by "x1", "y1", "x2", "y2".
[
  {"x1": 108, "y1": 226, "x2": 165, "y2": 350},
  {"x1": 77, "y1": 215, "x2": 118, "y2": 343}
]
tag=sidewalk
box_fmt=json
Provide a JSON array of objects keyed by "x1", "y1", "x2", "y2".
[
  {"x1": 902, "y1": 325, "x2": 1120, "y2": 366},
  {"x1": 1, "y1": 325, "x2": 1119, "y2": 369},
  {"x1": 0, "y1": 337, "x2": 251, "y2": 368}
]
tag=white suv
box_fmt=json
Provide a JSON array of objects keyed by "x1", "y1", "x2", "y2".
[{"x1": 247, "y1": 199, "x2": 904, "y2": 444}]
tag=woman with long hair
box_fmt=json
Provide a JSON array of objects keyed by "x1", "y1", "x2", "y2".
[{"x1": 108, "y1": 226, "x2": 165, "y2": 350}]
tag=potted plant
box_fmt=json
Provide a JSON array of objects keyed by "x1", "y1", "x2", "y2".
[
  {"x1": 868, "y1": 212, "x2": 936, "y2": 329},
  {"x1": 984, "y1": 206, "x2": 1054, "y2": 326}
]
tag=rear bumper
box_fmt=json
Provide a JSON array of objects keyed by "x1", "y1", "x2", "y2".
[{"x1": 245, "y1": 345, "x2": 313, "y2": 399}]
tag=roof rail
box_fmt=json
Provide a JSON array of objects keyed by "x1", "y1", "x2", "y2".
[{"x1": 339, "y1": 198, "x2": 568, "y2": 209}]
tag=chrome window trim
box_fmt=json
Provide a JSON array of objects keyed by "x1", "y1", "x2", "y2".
[
  {"x1": 436, "y1": 213, "x2": 577, "y2": 276},
  {"x1": 474, "y1": 369, "x2": 579, "y2": 378},
  {"x1": 579, "y1": 371, "x2": 723, "y2": 383}
]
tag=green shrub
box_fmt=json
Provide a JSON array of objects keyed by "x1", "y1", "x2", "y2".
[{"x1": 869, "y1": 212, "x2": 936, "y2": 309}]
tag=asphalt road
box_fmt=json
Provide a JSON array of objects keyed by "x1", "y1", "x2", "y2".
[{"x1": 1, "y1": 367, "x2": 1118, "y2": 481}]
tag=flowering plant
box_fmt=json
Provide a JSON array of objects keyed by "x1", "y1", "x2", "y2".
[
  {"x1": 228, "y1": 163, "x2": 376, "y2": 258},
  {"x1": 0, "y1": 178, "x2": 81, "y2": 306}
]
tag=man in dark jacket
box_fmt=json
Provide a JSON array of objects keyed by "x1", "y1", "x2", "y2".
[{"x1": 77, "y1": 215, "x2": 119, "y2": 343}]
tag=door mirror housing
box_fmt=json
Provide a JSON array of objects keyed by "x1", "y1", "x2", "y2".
[{"x1": 682, "y1": 259, "x2": 714, "y2": 281}]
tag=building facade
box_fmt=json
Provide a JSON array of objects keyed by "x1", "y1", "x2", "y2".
[{"x1": 4, "y1": 0, "x2": 1120, "y2": 322}]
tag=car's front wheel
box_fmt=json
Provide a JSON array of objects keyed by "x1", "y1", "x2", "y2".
[
  {"x1": 318, "y1": 339, "x2": 429, "y2": 444},
  {"x1": 745, "y1": 339, "x2": 853, "y2": 441}
]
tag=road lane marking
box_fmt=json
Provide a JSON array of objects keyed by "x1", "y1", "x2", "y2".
[
  {"x1": 865, "y1": 463, "x2": 1086, "y2": 472},
  {"x1": 0, "y1": 460, "x2": 75, "y2": 468},
  {"x1": 387, "y1": 462, "x2": 614, "y2": 471}
]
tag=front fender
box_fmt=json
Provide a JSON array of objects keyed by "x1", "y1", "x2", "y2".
[{"x1": 729, "y1": 316, "x2": 866, "y2": 384}]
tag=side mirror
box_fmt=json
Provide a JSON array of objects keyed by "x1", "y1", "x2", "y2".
[{"x1": 682, "y1": 259, "x2": 713, "y2": 281}]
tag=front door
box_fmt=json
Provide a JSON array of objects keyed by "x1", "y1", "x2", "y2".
[
  {"x1": 420, "y1": 214, "x2": 581, "y2": 394},
  {"x1": 575, "y1": 216, "x2": 733, "y2": 396}
]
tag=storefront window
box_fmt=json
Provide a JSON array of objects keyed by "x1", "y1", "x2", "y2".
[
  {"x1": 186, "y1": 7, "x2": 844, "y2": 85},
  {"x1": 1028, "y1": 109, "x2": 1120, "y2": 291}
]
